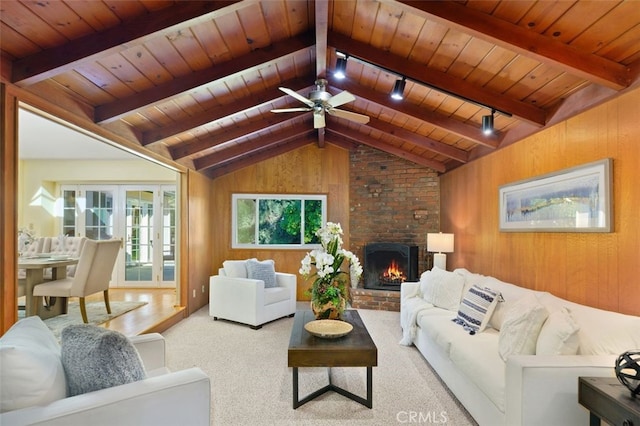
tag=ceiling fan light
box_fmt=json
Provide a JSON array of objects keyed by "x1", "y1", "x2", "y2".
[
  {"x1": 482, "y1": 112, "x2": 494, "y2": 135},
  {"x1": 334, "y1": 57, "x2": 348, "y2": 80},
  {"x1": 391, "y1": 78, "x2": 406, "y2": 100}
]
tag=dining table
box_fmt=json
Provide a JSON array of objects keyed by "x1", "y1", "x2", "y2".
[{"x1": 18, "y1": 255, "x2": 79, "y2": 319}]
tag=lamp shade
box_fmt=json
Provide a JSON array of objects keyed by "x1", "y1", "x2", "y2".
[{"x1": 427, "y1": 233, "x2": 454, "y2": 253}]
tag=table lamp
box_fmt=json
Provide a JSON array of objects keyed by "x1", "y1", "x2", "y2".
[{"x1": 427, "y1": 232, "x2": 454, "y2": 270}]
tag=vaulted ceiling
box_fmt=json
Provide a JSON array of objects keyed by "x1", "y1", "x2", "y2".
[{"x1": 2, "y1": 0, "x2": 639, "y2": 178}]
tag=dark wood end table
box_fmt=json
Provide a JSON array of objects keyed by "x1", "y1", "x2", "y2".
[
  {"x1": 579, "y1": 377, "x2": 640, "y2": 426},
  {"x1": 287, "y1": 309, "x2": 378, "y2": 409}
]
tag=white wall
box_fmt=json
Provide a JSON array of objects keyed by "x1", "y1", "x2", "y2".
[{"x1": 19, "y1": 159, "x2": 178, "y2": 237}]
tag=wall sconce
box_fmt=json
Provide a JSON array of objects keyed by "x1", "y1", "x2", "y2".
[
  {"x1": 427, "y1": 232, "x2": 454, "y2": 270},
  {"x1": 391, "y1": 77, "x2": 406, "y2": 100},
  {"x1": 482, "y1": 109, "x2": 495, "y2": 135},
  {"x1": 334, "y1": 56, "x2": 348, "y2": 80}
]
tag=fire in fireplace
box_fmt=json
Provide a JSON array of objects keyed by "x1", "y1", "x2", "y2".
[{"x1": 364, "y1": 243, "x2": 419, "y2": 290}]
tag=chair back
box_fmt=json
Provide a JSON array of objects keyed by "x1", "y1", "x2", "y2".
[
  {"x1": 70, "y1": 239, "x2": 121, "y2": 297},
  {"x1": 21, "y1": 237, "x2": 50, "y2": 256},
  {"x1": 48, "y1": 236, "x2": 86, "y2": 257}
]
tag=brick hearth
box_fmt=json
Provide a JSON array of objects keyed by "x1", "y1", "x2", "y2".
[{"x1": 350, "y1": 288, "x2": 400, "y2": 312}]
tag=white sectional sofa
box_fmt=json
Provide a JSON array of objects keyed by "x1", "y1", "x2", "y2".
[{"x1": 400, "y1": 267, "x2": 640, "y2": 426}]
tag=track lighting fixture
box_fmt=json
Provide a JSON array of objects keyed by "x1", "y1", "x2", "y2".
[
  {"x1": 482, "y1": 109, "x2": 495, "y2": 135},
  {"x1": 334, "y1": 56, "x2": 348, "y2": 80},
  {"x1": 391, "y1": 77, "x2": 406, "y2": 100},
  {"x1": 335, "y1": 49, "x2": 513, "y2": 123}
]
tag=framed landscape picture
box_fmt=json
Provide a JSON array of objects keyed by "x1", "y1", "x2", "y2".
[{"x1": 499, "y1": 158, "x2": 612, "y2": 232}]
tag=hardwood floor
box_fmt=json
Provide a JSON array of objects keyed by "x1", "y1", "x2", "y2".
[{"x1": 84, "y1": 288, "x2": 186, "y2": 336}]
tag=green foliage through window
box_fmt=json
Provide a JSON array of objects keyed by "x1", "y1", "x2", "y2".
[{"x1": 232, "y1": 194, "x2": 326, "y2": 248}]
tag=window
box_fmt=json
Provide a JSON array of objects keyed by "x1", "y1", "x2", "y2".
[{"x1": 232, "y1": 194, "x2": 326, "y2": 249}]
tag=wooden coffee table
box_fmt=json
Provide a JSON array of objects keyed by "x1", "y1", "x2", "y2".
[{"x1": 287, "y1": 309, "x2": 377, "y2": 409}]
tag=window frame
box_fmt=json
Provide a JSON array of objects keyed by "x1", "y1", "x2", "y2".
[{"x1": 231, "y1": 193, "x2": 327, "y2": 249}]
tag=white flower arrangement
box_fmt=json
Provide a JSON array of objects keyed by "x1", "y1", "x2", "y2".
[{"x1": 299, "y1": 222, "x2": 363, "y2": 312}]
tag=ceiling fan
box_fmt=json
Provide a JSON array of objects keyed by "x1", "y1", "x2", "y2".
[{"x1": 271, "y1": 79, "x2": 370, "y2": 129}]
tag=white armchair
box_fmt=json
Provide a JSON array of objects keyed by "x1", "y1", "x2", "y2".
[
  {"x1": 209, "y1": 259, "x2": 297, "y2": 329},
  {"x1": 0, "y1": 316, "x2": 210, "y2": 426}
]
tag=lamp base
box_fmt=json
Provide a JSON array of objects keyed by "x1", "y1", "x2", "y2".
[{"x1": 432, "y1": 253, "x2": 447, "y2": 271}]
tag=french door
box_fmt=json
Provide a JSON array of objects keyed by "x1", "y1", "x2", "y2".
[{"x1": 61, "y1": 184, "x2": 177, "y2": 288}]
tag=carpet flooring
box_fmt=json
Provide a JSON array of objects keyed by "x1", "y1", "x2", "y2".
[{"x1": 162, "y1": 306, "x2": 477, "y2": 426}]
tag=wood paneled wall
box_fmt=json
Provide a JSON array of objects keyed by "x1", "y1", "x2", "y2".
[
  {"x1": 210, "y1": 143, "x2": 351, "y2": 300},
  {"x1": 440, "y1": 87, "x2": 640, "y2": 316},
  {"x1": 185, "y1": 169, "x2": 214, "y2": 314}
]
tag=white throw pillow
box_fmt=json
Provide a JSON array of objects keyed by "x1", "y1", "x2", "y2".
[
  {"x1": 0, "y1": 316, "x2": 67, "y2": 413},
  {"x1": 420, "y1": 267, "x2": 465, "y2": 312},
  {"x1": 453, "y1": 285, "x2": 501, "y2": 334},
  {"x1": 499, "y1": 294, "x2": 549, "y2": 361},
  {"x1": 223, "y1": 259, "x2": 250, "y2": 278},
  {"x1": 246, "y1": 259, "x2": 277, "y2": 288},
  {"x1": 489, "y1": 299, "x2": 511, "y2": 331},
  {"x1": 536, "y1": 307, "x2": 580, "y2": 355}
]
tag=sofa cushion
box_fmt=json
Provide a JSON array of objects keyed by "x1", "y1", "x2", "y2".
[
  {"x1": 61, "y1": 324, "x2": 146, "y2": 397},
  {"x1": 246, "y1": 259, "x2": 277, "y2": 288},
  {"x1": 498, "y1": 294, "x2": 548, "y2": 361},
  {"x1": 0, "y1": 316, "x2": 67, "y2": 413},
  {"x1": 536, "y1": 307, "x2": 580, "y2": 355},
  {"x1": 223, "y1": 260, "x2": 249, "y2": 278},
  {"x1": 420, "y1": 267, "x2": 465, "y2": 312},
  {"x1": 453, "y1": 285, "x2": 501, "y2": 334},
  {"x1": 448, "y1": 327, "x2": 506, "y2": 413},
  {"x1": 264, "y1": 286, "x2": 289, "y2": 305}
]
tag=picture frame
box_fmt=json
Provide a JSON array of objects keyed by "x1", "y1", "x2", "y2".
[{"x1": 499, "y1": 158, "x2": 612, "y2": 232}]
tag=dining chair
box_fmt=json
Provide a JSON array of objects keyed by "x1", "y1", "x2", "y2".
[{"x1": 32, "y1": 239, "x2": 122, "y2": 323}]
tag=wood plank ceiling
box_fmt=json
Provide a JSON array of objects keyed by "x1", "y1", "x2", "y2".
[{"x1": 1, "y1": 0, "x2": 639, "y2": 178}]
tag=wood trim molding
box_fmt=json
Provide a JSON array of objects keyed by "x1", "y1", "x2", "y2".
[{"x1": 1, "y1": 83, "x2": 18, "y2": 334}]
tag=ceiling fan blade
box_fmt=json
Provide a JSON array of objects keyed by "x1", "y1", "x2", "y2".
[
  {"x1": 270, "y1": 107, "x2": 312, "y2": 113},
  {"x1": 327, "y1": 90, "x2": 356, "y2": 108},
  {"x1": 327, "y1": 108, "x2": 370, "y2": 124},
  {"x1": 313, "y1": 112, "x2": 326, "y2": 129},
  {"x1": 278, "y1": 87, "x2": 314, "y2": 107}
]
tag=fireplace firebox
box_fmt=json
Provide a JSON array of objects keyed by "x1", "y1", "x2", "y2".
[{"x1": 364, "y1": 243, "x2": 419, "y2": 290}]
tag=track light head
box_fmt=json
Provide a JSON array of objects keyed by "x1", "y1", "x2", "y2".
[
  {"x1": 391, "y1": 78, "x2": 406, "y2": 100},
  {"x1": 482, "y1": 110, "x2": 495, "y2": 135},
  {"x1": 334, "y1": 57, "x2": 348, "y2": 80}
]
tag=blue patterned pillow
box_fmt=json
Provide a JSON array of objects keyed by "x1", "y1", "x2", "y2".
[
  {"x1": 246, "y1": 259, "x2": 277, "y2": 288},
  {"x1": 453, "y1": 285, "x2": 501, "y2": 334}
]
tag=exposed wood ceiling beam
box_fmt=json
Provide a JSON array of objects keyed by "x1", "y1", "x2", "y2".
[
  {"x1": 328, "y1": 80, "x2": 500, "y2": 148},
  {"x1": 95, "y1": 31, "x2": 315, "y2": 123},
  {"x1": 206, "y1": 136, "x2": 314, "y2": 179},
  {"x1": 324, "y1": 132, "x2": 360, "y2": 151},
  {"x1": 329, "y1": 31, "x2": 547, "y2": 126},
  {"x1": 315, "y1": 0, "x2": 329, "y2": 78},
  {"x1": 395, "y1": 0, "x2": 631, "y2": 90},
  {"x1": 317, "y1": 127, "x2": 326, "y2": 147},
  {"x1": 12, "y1": 1, "x2": 244, "y2": 86},
  {"x1": 142, "y1": 76, "x2": 315, "y2": 145},
  {"x1": 194, "y1": 123, "x2": 314, "y2": 170},
  {"x1": 171, "y1": 114, "x2": 302, "y2": 160},
  {"x1": 363, "y1": 116, "x2": 469, "y2": 163},
  {"x1": 328, "y1": 122, "x2": 446, "y2": 172}
]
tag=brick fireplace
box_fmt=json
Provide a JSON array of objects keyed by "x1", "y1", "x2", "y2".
[{"x1": 349, "y1": 145, "x2": 440, "y2": 311}]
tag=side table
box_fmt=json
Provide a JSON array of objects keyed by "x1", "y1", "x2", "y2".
[{"x1": 579, "y1": 377, "x2": 640, "y2": 426}]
